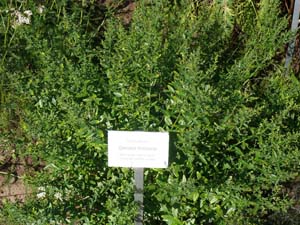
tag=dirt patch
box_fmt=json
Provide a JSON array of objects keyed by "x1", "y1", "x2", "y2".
[
  {"x1": 0, "y1": 175, "x2": 29, "y2": 204},
  {"x1": 0, "y1": 164, "x2": 30, "y2": 205},
  {"x1": 0, "y1": 143, "x2": 34, "y2": 205},
  {"x1": 263, "y1": 178, "x2": 300, "y2": 225}
]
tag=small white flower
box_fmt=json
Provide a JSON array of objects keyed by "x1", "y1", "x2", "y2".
[
  {"x1": 37, "y1": 186, "x2": 46, "y2": 199},
  {"x1": 37, "y1": 5, "x2": 45, "y2": 14},
  {"x1": 38, "y1": 186, "x2": 45, "y2": 192},
  {"x1": 11, "y1": 9, "x2": 32, "y2": 28},
  {"x1": 37, "y1": 191, "x2": 46, "y2": 199},
  {"x1": 54, "y1": 192, "x2": 63, "y2": 201},
  {"x1": 24, "y1": 10, "x2": 32, "y2": 16}
]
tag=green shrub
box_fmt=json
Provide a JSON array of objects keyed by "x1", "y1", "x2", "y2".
[
  {"x1": 1, "y1": 0, "x2": 300, "y2": 224},
  {"x1": 1, "y1": 0, "x2": 136, "y2": 224},
  {"x1": 101, "y1": 0, "x2": 300, "y2": 224}
]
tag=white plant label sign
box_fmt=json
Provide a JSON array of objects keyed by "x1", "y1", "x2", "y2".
[{"x1": 108, "y1": 131, "x2": 169, "y2": 168}]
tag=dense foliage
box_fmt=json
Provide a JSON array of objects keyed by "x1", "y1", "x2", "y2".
[{"x1": 1, "y1": 0, "x2": 300, "y2": 224}]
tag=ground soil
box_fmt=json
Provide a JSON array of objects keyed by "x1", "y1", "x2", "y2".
[{"x1": 0, "y1": 145, "x2": 33, "y2": 205}]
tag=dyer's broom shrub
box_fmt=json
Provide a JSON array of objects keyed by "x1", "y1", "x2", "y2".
[
  {"x1": 1, "y1": 0, "x2": 135, "y2": 224},
  {"x1": 102, "y1": 0, "x2": 300, "y2": 224},
  {"x1": 1, "y1": 0, "x2": 300, "y2": 224}
]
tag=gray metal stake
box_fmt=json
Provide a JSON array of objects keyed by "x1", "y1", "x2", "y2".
[
  {"x1": 134, "y1": 168, "x2": 144, "y2": 225},
  {"x1": 285, "y1": 0, "x2": 300, "y2": 69}
]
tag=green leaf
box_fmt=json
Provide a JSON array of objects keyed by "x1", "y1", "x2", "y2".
[
  {"x1": 164, "y1": 116, "x2": 172, "y2": 126},
  {"x1": 113, "y1": 92, "x2": 122, "y2": 97},
  {"x1": 162, "y1": 215, "x2": 183, "y2": 225},
  {"x1": 192, "y1": 192, "x2": 199, "y2": 202},
  {"x1": 199, "y1": 154, "x2": 208, "y2": 165}
]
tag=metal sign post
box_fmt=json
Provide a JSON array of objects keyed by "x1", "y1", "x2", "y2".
[
  {"x1": 285, "y1": 0, "x2": 300, "y2": 69},
  {"x1": 134, "y1": 168, "x2": 144, "y2": 225},
  {"x1": 107, "y1": 131, "x2": 169, "y2": 225}
]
